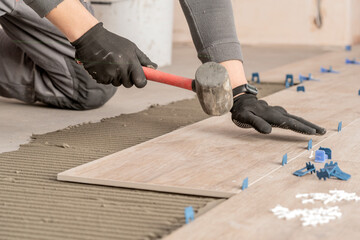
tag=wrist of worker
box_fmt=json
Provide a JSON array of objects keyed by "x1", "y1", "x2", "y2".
[
  {"x1": 218, "y1": 59, "x2": 248, "y2": 99},
  {"x1": 71, "y1": 22, "x2": 104, "y2": 47},
  {"x1": 233, "y1": 92, "x2": 245, "y2": 99},
  {"x1": 232, "y1": 82, "x2": 248, "y2": 99},
  {"x1": 232, "y1": 79, "x2": 248, "y2": 99},
  {"x1": 232, "y1": 81, "x2": 258, "y2": 101}
]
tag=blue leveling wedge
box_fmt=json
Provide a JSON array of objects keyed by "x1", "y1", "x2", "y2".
[
  {"x1": 317, "y1": 161, "x2": 351, "y2": 181},
  {"x1": 324, "y1": 161, "x2": 351, "y2": 181},
  {"x1": 293, "y1": 162, "x2": 316, "y2": 177}
]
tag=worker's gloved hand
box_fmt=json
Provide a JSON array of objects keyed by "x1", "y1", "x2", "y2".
[
  {"x1": 71, "y1": 22, "x2": 157, "y2": 87},
  {"x1": 231, "y1": 94, "x2": 326, "y2": 135}
]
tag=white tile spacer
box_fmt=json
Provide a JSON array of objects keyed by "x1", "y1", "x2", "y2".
[{"x1": 309, "y1": 150, "x2": 314, "y2": 159}]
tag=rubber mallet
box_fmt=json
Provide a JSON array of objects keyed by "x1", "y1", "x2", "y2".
[{"x1": 143, "y1": 62, "x2": 233, "y2": 116}]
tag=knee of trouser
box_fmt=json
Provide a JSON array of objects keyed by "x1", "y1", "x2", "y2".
[
  {"x1": 76, "y1": 83, "x2": 117, "y2": 110},
  {"x1": 67, "y1": 58, "x2": 117, "y2": 110}
]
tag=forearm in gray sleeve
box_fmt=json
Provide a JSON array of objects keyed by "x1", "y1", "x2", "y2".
[
  {"x1": 0, "y1": 0, "x2": 15, "y2": 16},
  {"x1": 179, "y1": 0, "x2": 243, "y2": 63},
  {"x1": 24, "y1": 0, "x2": 64, "y2": 18}
]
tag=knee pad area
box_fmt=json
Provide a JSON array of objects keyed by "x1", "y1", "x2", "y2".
[{"x1": 75, "y1": 84, "x2": 117, "y2": 110}]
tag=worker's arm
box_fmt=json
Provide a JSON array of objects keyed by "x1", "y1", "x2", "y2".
[
  {"x1": 25, "y1": 0, "x2": 157, "y2": 87},
  {"x1": 44, "y1": 0, "x2": 99, "y2": 42}
]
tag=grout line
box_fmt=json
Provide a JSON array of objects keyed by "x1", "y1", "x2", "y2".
[{"x1": 236, "y1": 118, "x2": 360, "y2": 193}]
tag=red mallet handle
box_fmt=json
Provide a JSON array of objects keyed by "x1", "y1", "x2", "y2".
[{"x1": 142, "y1": 67, "x2": 194, "y2": 91}]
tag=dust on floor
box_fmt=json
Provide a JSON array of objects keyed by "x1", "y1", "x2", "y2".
[{"x1": 0, "y1": 82, "x2": 284, "y2": 240}]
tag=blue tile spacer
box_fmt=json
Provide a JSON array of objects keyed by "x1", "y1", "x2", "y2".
[
  {"x1": 338, "y1": 121, "x2": 342, "y2": 132},
  {"x1": 307, "y1": 139, "x2": 312, "y2": 150},
  {"x1": 241, "y1": 177, "x2": 248, "y2": 190},
  {"x1": 297, "y1": 86, "x2": 305, "y2": 92},
  {"x1": 320, "y1": 66, "x2": 339, "y2": 73},
  {"x1": 251, "y1": 72, "x2": 260, "y2": 83},
  {"x1": 285, "y1": 81, "x2": 290, "y2": 88},
  {"x1": 345, "y1": 45, "x2": 352, "y2": 51},
  {"x1": 184, "y1": 206, "x2": 195, "y2": 224},
  {"x1": 285, "y1": 74, "x2": 294, "y2": 86},
  {"x1": 282, "y1": 153, "x2": 288, "y2": 166}
]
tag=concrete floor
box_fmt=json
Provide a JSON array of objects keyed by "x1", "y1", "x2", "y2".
[{"x1": 0, "y1": 44, "x2": 331, "y2": 153}]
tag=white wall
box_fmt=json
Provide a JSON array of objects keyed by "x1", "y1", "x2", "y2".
[
  {"x1": 173, "y1": 0, "x2": 360, "y2": 46},
  {"x1": 350, "y1": 0, "x2": 360, "y2": 43},
  {"x1": 92, "y1": 0, "x2": 174, "y2": 67}
]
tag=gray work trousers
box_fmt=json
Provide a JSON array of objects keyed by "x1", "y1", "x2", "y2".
[
  {"x1": 0, "y1": 0, "x2": 117, "y2": 110},
  {"x1": 0, "y1": 0, "x2": 242, "y2": 109}
]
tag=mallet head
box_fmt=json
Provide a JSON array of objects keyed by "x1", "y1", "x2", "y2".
[{"x1": 194, "y1": 62, "x2": 233, "y2": 116}]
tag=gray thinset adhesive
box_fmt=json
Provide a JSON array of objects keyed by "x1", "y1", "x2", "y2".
[{"x1": 0, "y1": 83, "x2": 283, "y2": 240}]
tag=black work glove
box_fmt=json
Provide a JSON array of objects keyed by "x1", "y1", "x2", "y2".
[
  {"x1": 231, "y1": 94, "x2": 326, "y2": 135},
  {"x1": 71, "y1": 22, "x2": 157, "y2": 87}
]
